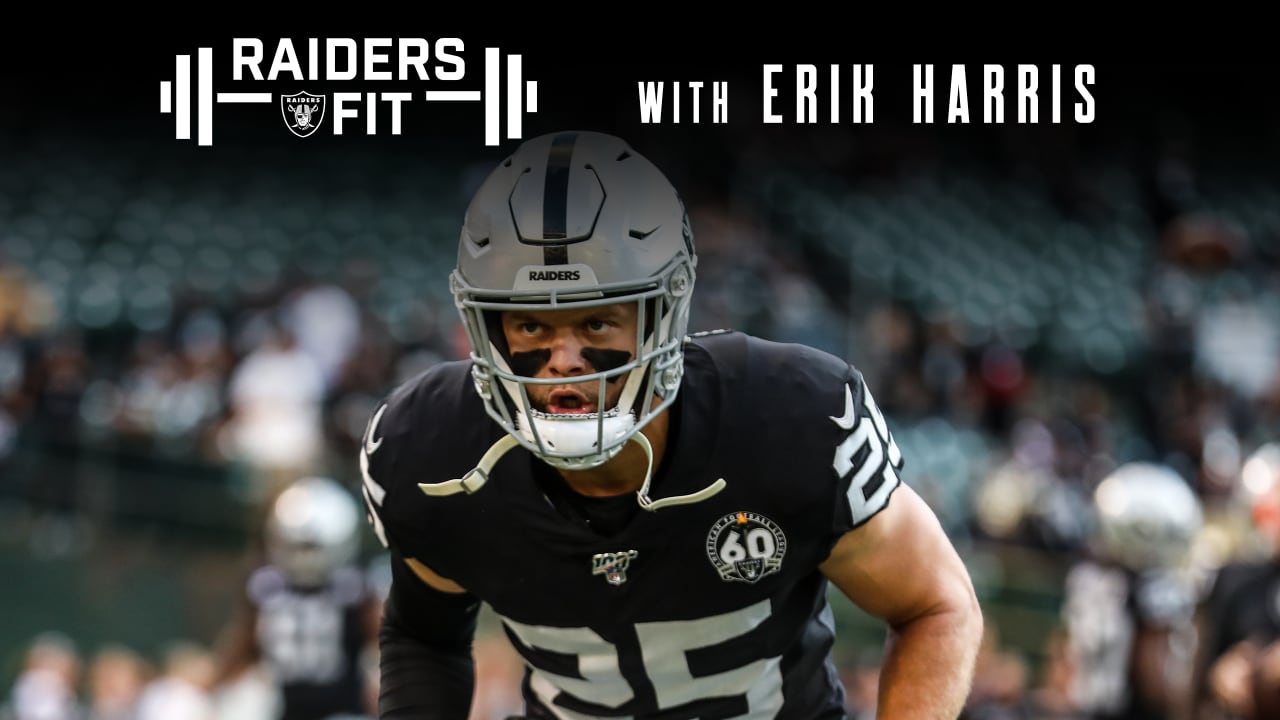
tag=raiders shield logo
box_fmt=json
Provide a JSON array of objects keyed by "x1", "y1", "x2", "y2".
[
  {"x1": 282, "y1": 91, "x2": 326, "y2": 138},
  {"x1": 706, "y1": 511, "x2": 787, "y2": 584}
]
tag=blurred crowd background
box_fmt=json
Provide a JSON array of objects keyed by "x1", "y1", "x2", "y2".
[{"x1": 2, "y1": 59, "x2": 1280, "y2": 719}]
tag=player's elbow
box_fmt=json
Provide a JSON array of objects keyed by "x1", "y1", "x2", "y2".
[
  {"x1": 942, "y1": 570, "x2": 985, "y2": 677},
  {"x1": 942, "y1": 560, "x2": 984, "y2": 643},
  {"x1": 957, "y1": 579, "x2": 985, "y2": 657},
  {"x1": 894, "y1": 565, "x2": 985, "y2": 660}
]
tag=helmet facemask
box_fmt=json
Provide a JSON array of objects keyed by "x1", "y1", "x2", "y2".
[{"x1": 271, "y1": 539, "x2": 338, "y2": 588}]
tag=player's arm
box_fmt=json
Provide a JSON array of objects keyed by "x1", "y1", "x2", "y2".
[
  {"x1": 1129, "y1": 572, "x2": 1199, "y2": 718},
  {"x1": 359, "y1": 388, "x2": 485, "y2": 719},
  {"x1": 813, "y1": 368, "x2": 982, "y2": 719},
  {"x1": 210, "y1": 594, "x2": 261, "y2": 687},
  {"x1": 1188, "y1": 567, "x2": 1255, "y2": 720},
  {"x1": 378, "y1": 549, "x2": 481, "y2": 719},
  {"x1": 820, "y1": 482, "x2": 983, "y2": 719},
  {"x1": 360, "y1": 588, "x2": 384, "y2": 649}
]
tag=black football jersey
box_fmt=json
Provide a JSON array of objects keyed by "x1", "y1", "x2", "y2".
[
  {"x1": 361, "y1": 330, "x2": 905, "y2": 719},
  {"x1": 247, "y1": 564, "x2": 371, "y2": 720},
  {"x1": 1200, "y1": 559, "x2": 1280, "y2": 663}
]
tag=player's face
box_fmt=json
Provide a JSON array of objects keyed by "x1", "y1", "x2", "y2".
[{"x1": 500, "y1": 303, "x2": 639, "y2": 414}]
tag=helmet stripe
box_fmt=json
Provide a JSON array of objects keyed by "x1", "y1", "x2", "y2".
[{"x1": 541, "y1": 132, "x2": 577, "y2": 265}]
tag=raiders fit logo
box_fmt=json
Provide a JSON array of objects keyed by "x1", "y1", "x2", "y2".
[{"x1": 706, "y1": 511, "x2": 787, "y2": 584}]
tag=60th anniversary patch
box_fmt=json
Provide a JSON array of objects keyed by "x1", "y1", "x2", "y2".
[{"x1": 706, "y1": 511, "x2": 787, "y2": 584}]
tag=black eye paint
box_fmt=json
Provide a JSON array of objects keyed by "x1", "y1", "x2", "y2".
[
  {"x1": 581, "y1": 348, "x2": 632, "y2": 383},
  {"x1": 510, "y1": 349, "x2": 551, "y2": 377}
]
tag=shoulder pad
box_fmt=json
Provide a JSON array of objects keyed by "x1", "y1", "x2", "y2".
[
  {"x1": 825, "y1": 362, "x2": 905, "y2": 528},
  {"x1": 329, "y1": 565, "x2": 369, "y2": 605},
  {"x1": 247, "y1": 565, "x2": 287, "y2": 603},
  {"x1": 358, "y1": 360, "x2": 475, "y2": 551},
  {"x1": 705, "y1": 334, "x2": 905, "y2": 530},
  {"x1": 691, "y1": 331, "x2": 851, "y2": 400},
  {"x1": 684, "y1": 328, "x2": 747, "y2": 357},
  {"x1": 685, "y1": 328, "x2": 736, "y2": 341},
  {"x1": 1204, "y1": 561, "x2": 1262, "y2": 607}
]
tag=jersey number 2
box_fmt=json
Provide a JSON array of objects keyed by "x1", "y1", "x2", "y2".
[
  {"x1": 831, "y1": 382, "x2": 903, "y2": 525},
  {"x1": 499, "y1": 599, "x2": 783, "y2": 718}
]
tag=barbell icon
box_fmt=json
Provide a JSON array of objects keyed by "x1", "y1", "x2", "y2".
[
  {"x1": 422, "y1": 48, "x2": 538, "y2": 146},
  {"x1": 159, "y1": 46, "x2": 538, "y2": 146}
]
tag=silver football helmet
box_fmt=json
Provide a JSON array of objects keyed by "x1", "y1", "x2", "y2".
[
  {"x1": 1091, "y1": 462, "x2": 1204, "y2": 571},
  {"x1": 428, "y1": 131, "x2": 722, "y2": 511},
  {"x1": 266, "y1": 476, "x2": 361, "y2": 587}
]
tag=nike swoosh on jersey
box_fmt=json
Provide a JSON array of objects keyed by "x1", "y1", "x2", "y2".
[
  {"x1": 360, "y1": 405, "x2": 389, "y2": 548},
  {"x1": 829, "y1": 384, "x2": 856, "y2": 431},
  {"x1": 364, "y1": 404, "x2": 386, "y2": 455}
]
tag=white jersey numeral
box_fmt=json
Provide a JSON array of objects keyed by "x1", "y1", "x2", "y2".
[
  {"x1": 499, "y1": 623, "x2": 633, "y2": 714},
  {"x1": 635, "y1": 600, "x2": 782, "y2": 715},
  {"x1": 1063, "y1": 562, "x2": 1134, "y2": 714},
  {"x1": 257, "y1": 594, "x2": 345, "y2": 684},
  {"x1": 499, "y1": 599, "x2": 783, "y2": 719},
  {"x1": 831, "y1": 382, "x2": 903, "y2": 525},
  {"x1": 719, "y1": 527, "x2": 777, "y2": 564}
]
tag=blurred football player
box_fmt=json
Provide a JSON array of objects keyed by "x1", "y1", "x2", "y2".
[
  {"x1": 5, "y1": 631, "x2": 84, "y2": 720},
  {"x1": 1057, "y1": 461, "x2": 1204, "y2": 720},
  {"x1": 1191, "y1": 441, "x2": 1280, "y2": 720},
  {"x1": 214, "y1": 475, "x2": 382, "y2": 720},
  {"x1": 360, "y1": 130, "x2": 984, "y2": 718}
]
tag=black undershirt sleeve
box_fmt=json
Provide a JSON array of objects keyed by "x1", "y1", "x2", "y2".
[{"x1": 378, "y1": 550, "x2": 484, "y2": 719}]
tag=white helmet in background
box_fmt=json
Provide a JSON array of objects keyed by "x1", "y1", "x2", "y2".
[
  {"x1": 1091, "y1": 462, "x2": 1204, "y2": 571},
  {"x1": 1241, "y1": 442, "x2": 1280, "y2": 553},
  {"x1": 266, "y1": 476, "x2": 361, "y2": 587}
]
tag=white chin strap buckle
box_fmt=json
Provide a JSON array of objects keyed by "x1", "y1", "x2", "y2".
[{"x1": 419, "y1": 435, "x2": 519, "y2": 497}]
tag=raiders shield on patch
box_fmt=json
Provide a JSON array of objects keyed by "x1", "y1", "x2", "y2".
[{"x1": 282, "y1": 91, "x2": 326, "y2": 138}]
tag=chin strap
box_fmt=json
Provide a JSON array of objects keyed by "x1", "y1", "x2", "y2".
[
  {"x1": 419, "y1": 434, "x2": 521, "y2": 497},
  {"x1": 419, "y1": 431, "x2": 726, "y2": 512},
  {"x1": 630, "y1": 431, "x2": 726, "y2": 511}
]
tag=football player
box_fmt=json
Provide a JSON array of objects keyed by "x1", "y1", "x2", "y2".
[
  {"x1": 1191, "y1": 442, "x2": 1280, "y2": 720},
  {"x1": 360, "y1": 131, "x2": 984, "y2": 719},
  {"x1": 214, "y1": 475, "x2": 382, "y2": 720},
  {"x1": 1058, "y1": 461, "x2": 1204, "y2": 720}
]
